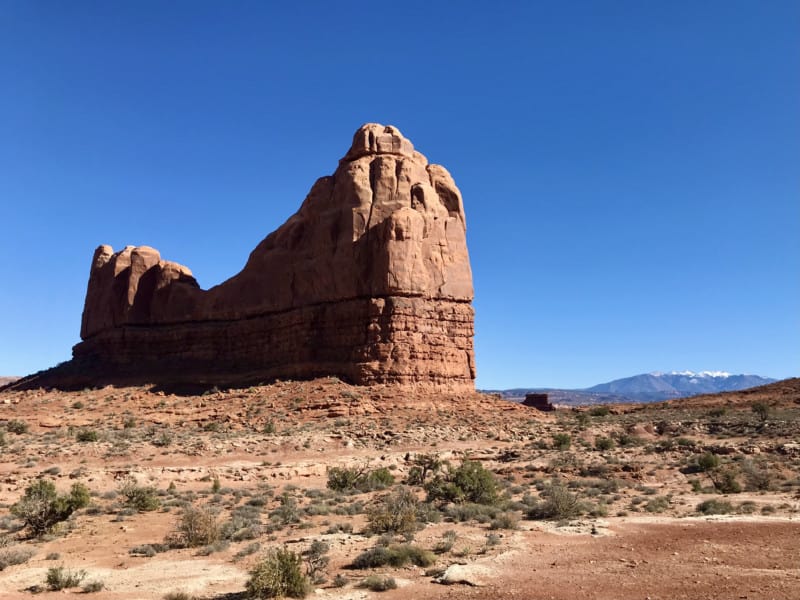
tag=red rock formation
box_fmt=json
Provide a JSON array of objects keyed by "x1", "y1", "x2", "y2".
[{"x1": 66, "y1": 124, "x2": 475, "y2": 390}]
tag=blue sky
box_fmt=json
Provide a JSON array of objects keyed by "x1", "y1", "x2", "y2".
[{"x1": 1, "y1": 1, "x2": 798, "y2": 388}]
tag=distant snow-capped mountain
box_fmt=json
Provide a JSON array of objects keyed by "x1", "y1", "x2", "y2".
[
  {"x1": 586, "y1": 371, "x2": 776, "y2": 401},
  {"x1": 486, "y1": 371, "x2": 778, "y2": 405}
]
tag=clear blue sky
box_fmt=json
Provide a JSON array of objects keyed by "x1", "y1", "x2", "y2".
[{"x1": 1, "y1": 1, "x2": 798, "y2": 389}]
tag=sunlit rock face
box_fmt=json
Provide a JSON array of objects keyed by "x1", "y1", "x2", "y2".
[{"x1": 71, "y1": 124, "x2": 475, "y2": 390}]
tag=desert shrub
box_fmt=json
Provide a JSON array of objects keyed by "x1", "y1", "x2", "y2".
[
  {"x1": 363, "y1": 467, "x2": 395, "y2": 491},
  {"x1": 304, "y1": 539, "x2": 329, "y2": 583},
  {"x1": 433, "y1": 530, "x2": 457, "y2": 554},
  {"x1": 644, "y1": 496, "x2": 670, "y2": 513},
  {"x1": 82, "y1": 580, "x2": 105, "y2": 593},
  {"x1": 489, "y1": 511, "x2": 519, "y2": 530},
  {"x1": 615, "y1": 432, "x2": 643, "y2": 447},
  {"x1": 246, "y1": 547, "x2": 311, "y2": 599},
  {"x1": 233, "y1": 542, "x2": 261, "y2": 562},
  {"x1": 741, "y1": 459, "x2": 773, "y2": 491},
  {"x1": 197, "y1": 540, "x2": 230, "y2": 556},
  {"x1": 325, "y1": 522, "x2": 353, "y2": 534},
  {"x1": 738, "y1": 501, "x2": 757, "y2": 514},
  {"x1": 527, "y1": 483, "x2": 581, "y2": 520},
  {"x1": 45, "y1": 565, "x2": 86, "y2": 590},
  {"x1": 119, "y1": 480, "x2": 160, "y2": 512},
  {"x1": 444, "y1": 502, "x2": 498, "y2": 523},
  {"x1": 751, "y1": 402, "x2": 770, "y2": 422},
  {"x1": 351, "y1": 544, "x2": 434, "y2": 569},
  {"x1": 708, "y1": 407, "x2": 726, "y2": 418},
  {"x1": 552, "y1": 433, "x2": 571, "y2": 450},
  {"x1": 151, "y1": 430, "x2": 173, "y2": 447},
  {"x1": 11, "y1": 480, "x2": 90, "y2": 535},
  {"x1": 6, "y1": 419, "x2": 29, "y2": 434},
  {"x1": 589, "y1": 406, "x2": 610, "y2": 417},
  {"x1": 326, "y1": 466, "x2": 365, "y2": 492},
  {"x1": 695, "y1": 452, "x2": 720, "y2": 472},
  {"x1": 129, "y1": 544, "x2": 159, "y2": 557},
  {"x1": 331, "y1": 573, "x2": 348, "y2": 588},
  {"x1": 174, "y1": 506, "x2": 220, "y2": 548},
  {"x1": 270, "y1": 494, "x2": 301, "y2": 526},
  {"x1": 223, "y1": 505, "x2": 262, "y2": 541},
  {"x1": 710, "y1": 468, "x2": 742, "y2": 494},
  {"x1": 425, "y1": 459, "x2": 498, "y2": 505},
  {"x1": 76, "y1": 429, "x2": 99, "y2": 442},
  {"x1": 357, "y1": 575, "x2": 397, "y2": 591},
  {"x1": 594, "y1": 436, "x2": 615, "y2": 451},
  {"x1": 326, "y1": 465, "x2": 395, "y2": 493},
  {"x1": 405, "y1": 453, "x2": 442, "y2": 485},
  {"x1": 367, "y1": 486, "x2": 418, "y2": 534},
  {"x1": 696, "y1": 499, "x2": 733, "y2": 515},
  {"x1": 0, "y1": 546, "x2": 35, "y2": 570}
]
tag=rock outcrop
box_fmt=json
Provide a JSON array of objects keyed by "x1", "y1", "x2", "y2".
[{"x1": 58, "y1": 124, "x2": 474, "y2": 390}]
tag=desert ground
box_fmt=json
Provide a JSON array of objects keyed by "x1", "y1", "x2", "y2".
[{"x1": 0, "y1": 378, "x2": 798, "y2": 599}]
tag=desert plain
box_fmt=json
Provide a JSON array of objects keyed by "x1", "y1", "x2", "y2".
[{"x1": 0, "y1": 377, "x2": 798, "y2": 599}]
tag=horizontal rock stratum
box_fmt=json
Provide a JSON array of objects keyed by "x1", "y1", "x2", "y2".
[{"x1": 35, "y1": 124, "x2": 475, "y2": 390}]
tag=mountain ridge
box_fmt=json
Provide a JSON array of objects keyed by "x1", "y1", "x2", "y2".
[{"x1": 486, "y1": 371, "x2": 779, "y2": 405}]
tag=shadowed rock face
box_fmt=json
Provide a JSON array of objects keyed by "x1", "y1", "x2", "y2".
[{"x1": 68, "y1": 124, "x2": 475, "y2": 389}]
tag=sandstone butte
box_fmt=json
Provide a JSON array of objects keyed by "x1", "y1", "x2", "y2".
[{"x1": 18, "y1": 124, "x2": 475, "y2": 391}]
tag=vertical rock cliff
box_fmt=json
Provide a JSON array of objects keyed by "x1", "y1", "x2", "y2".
[{"x1": 69, "y1": 123, "x2": 475, "y2": 389}]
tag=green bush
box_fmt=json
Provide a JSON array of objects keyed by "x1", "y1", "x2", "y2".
[
  {"x1": 326, "y1": 465, "x2": 395, "y2": 493},
  {"x1": 269, "y1": 494, "x2": 301, "y2": 526},
  {"x1": 174, "y1": 506, "x2": 220, "y2": 548},
  {"x1": 120, "y1": 479, "x2": 160, "y2": 512},
  {"x1": 489, "y1": 511, "x2": 519, "y2": 530},
  {"x1": 433, "y1": 530, "x2": 457, "y2": 554},
  {"x1": 644, "y1": 496, "x2": 670, "y2": 513},
  {"x1": 351, "y1": 544, "x2": 435, "y2": 569},
  {"x1": 11, "y1": 480, "x2": 90, "y2": 535},
  {"x1": 594, "y1": 436, "x2": 615, "y2": 451},
  {"x1": 405, "y1": 453, "x2": 442, "y2": 485},
  {"x1": 696, "y1": 499, "x2": 733, "y2": 515},
  {"x1": 45, "y1": 565, "x2": 86, "y2": 590},
  {"x1": 304, "y1": 540, "x2": 329, "y2": 584},
  {"x1": 710, "y1": 468, "x2": 742, "y2": 494},
  {"x1": 444, "y1": 502, "x2": 498, "y2": 523},
  {"x1": 425, "y1": 460, "x2": 498, "y2": 505},
  {"x1": 751, "y1": 402, "x2": 770, "y2": 422},
  {"x1": 363, "y1": 467, "x2": 395, "y2": 491},
  {"x1": 367, "y1": 486, "x2": 419, "y2": 534},
  {"x1": 551, "y1": 433, "x2": 571, "y2": 450},
  {"x1": 246, "y1": 547, "x2": 311, "y2": 599},
  {"x1": 741, "y1": 459, "x2": 773, "y2": 491},
  {"x1": 76, "y1": 429, "x2": 99, "y2": 442},
  {"x1": 695, "y1": 452, "x2": 720, "y2": 472},
  {"x1": 6, "y1": 419, "x2": 28, "y2": 434},
  {"x1": 526, "y1": 483, "x2": 581, "y2": 520}
]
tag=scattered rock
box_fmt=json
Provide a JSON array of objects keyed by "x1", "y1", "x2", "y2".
[{"x1": 436, "y1": 563, "x2": 492, "y2": 586}]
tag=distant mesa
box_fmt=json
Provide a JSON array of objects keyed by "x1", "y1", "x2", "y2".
[{"x1": 15, "y1": 124, "x2": 475, "y2": 391}]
